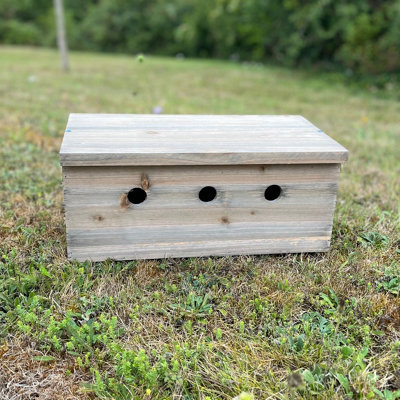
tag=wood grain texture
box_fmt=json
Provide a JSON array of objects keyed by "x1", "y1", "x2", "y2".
[
  {"x1": 63, "y1": 164, "x2": 341, "y2": 261},
  {"x1": 60, "y1": 114, "x2": 348, "y2": 166},
  {"x1": 69, "y1": 237, "x2": 332, "y2": 261}
]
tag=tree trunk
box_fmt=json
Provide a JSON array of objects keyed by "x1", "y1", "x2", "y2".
[{"x1": 53, "y1": 0, "x2": 69, "y2": 71}]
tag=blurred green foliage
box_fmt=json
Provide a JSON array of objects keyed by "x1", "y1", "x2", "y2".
[{"x1": 0, "y1": 0, "x2": 399, "y2": 74}]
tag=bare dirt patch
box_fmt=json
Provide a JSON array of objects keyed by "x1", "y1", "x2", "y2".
[{"x1": 0, "y1": 339, "x2": 91, "y2": 400}]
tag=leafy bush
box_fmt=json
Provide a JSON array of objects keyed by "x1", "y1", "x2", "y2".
[
  {"x1": 0, "y1": 20, "x2": 42, "y2": 45},
  {"x1": 0, "y1": 0, "x2": 399, "y2": 74}
]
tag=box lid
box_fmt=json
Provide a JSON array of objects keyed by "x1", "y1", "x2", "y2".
[{"x1": 60, "y1": 114, "x2": 348, "y2": 166}]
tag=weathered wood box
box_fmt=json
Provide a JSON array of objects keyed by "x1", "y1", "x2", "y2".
[{"x1": 60, "y1": 114, "x2": 348, "y2": 261}]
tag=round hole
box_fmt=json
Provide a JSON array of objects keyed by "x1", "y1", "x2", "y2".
[
  {"x1": 127, "y1": 187, "x2": 147, "y2": 204},
  {"x1": 264, "y1": 185, "x2": 281, "y2": 201},
  {"x1": 199, "y1": 186, "x2": 217, "y2": 202}
]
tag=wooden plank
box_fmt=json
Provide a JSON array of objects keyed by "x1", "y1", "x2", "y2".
[
  {"x1": 66, "y1": 206, "x2": 335, "y2": 229},
  {"x1": 68, "y1": 236, "x2": 331, "y2": 261},
  {"x1": 64, "y1": 183, "x2": 338, "y2": 208},
  {"x1": 62, "y1": 164, "x2": 340, "y2": 187},
  {"x1": 68, "y1": 222, "x2": 332, "y2": 245},
  {"x1": 60, "y1": 114, "x2": 349, "y2": 166}
]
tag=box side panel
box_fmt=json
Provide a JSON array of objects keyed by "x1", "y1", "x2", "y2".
[
  {"x1": 62, "y1": 166, "x2": 73, "y2": 260},
  {"x1": 62, "y1": 164, "x2": 340, "y2": 261}
]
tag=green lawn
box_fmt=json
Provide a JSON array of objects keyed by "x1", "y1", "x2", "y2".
[{"x1": 1, "y1": 46, "x2": 400, "y2": 400}]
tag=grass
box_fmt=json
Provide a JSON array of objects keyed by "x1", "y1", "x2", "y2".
[{"x1": 0, "y1": 45, "x2": 400, "y2": 399}]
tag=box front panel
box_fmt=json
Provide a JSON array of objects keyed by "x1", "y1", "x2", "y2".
[{"x1": 63, "y1": 164, "x2": 341, "y2": 261}]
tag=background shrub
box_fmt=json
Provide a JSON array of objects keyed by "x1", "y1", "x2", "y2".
[{"x1": 1, "y1": 0, "x2": 399, "y2": 75}]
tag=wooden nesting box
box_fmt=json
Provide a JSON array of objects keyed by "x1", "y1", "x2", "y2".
[{"x1": 60, "y1": 114, "x2": 348, "y2": 261}]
